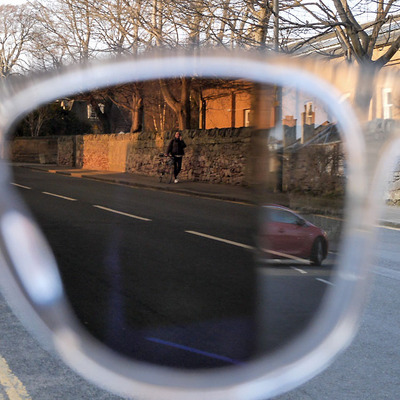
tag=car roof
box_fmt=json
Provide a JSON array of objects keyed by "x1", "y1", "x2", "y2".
[
  {"x1": 262, "y1": 204, "x2": 305, "y2": 219},
  {"x1": 263, "y1": 204, "x2": 295, "y2": 212}
]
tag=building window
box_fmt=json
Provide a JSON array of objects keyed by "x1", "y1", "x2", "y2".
[
  {"x1": 87, "y1": 103, "x2": 105, "y2": 120},
  {"x1": 244, "y1": 109, "x2": 251, "y2": 127},
  {"x1": 87, "y1": 104, "x2": 96, "y2": 119},
  {"x1": 382, "y1": 88, "x2": 393, "y2": 119}
]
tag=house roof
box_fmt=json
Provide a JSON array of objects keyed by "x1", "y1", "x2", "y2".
[{"x1": 284, "y1": 123, "x2": 340, "y2": 151}]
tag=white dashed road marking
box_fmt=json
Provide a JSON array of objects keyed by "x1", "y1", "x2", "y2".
[
  {"x1": 316, "y1": 278, "x2": 335, "y2": 286},
  {"x1": 291, "y1": 267, "x2": 308, "y2": 274},
  {"x1": 42, "y1": 192, "x2": 77, "y2": 201},
  {"x1": 93, "y1": 205, "x2": 152, "y2": 221},
  {"x1": 264, "y1": 249, "x2": 310, "y2": 264},
  {"x1": 10, "y1": 183, "x2": 31, "y2": 190},
  {"x1": 185, "y1": 230, "x2": 253, "y2": 250}
]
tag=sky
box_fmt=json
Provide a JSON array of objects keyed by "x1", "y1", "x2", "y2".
[{"x1": 0, "y1": 0, "x2": 27, "y2": 4}]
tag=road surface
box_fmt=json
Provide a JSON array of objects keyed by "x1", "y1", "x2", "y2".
[{"x1": 0, "y1": 166, "x2": 396, "y2": 399}]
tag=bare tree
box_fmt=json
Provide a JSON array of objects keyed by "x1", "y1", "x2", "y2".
[
  {"x1": 23, "y1": 105, "x2": 52, "y2": 137},
  {"x1": 21, "y1": 0, "x2": 400, "y2": 127},
  {"x1": 283, "y1": 1, "x2": 400, "y2": 63},
  {"x1": 31, "y1": 0, "x2": 100, "y2": 65},
  {"x1": 280, "y1": 1, "x2": 400, "y2": 110},
  {"x1": 91, "y1": 0, "x2": 150, "y2": 55},
  {"x1": 0, "y1": 4, "x2": 36, "y2": 77},
  {"x1": 106, "y1": 83, "x2": 145, "y2": 133},
  {"x1": 198, "y1": 0, "x2": 283, "y2": 49}
]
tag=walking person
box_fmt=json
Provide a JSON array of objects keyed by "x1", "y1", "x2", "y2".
[{"x1": 167, "y1": 131, "x2": 186, "y2": 183}]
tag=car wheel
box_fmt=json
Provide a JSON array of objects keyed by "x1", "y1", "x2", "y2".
[{"x1": 310, "y1": 238, "x2": 324, "y2": 266}]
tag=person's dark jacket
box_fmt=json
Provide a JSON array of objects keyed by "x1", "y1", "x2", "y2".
[{"x1": 167, "y1": 138, "x2": 186, "y2": 156}]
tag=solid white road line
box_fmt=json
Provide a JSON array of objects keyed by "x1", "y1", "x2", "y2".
[
  {"x1": 10, "y1": 183, "x2": 31, "y2": 190},
  {"x1": 376, "y1": 224, "x2": 400, "y2": 232},
  {"x1": 42, "y1": 192, "x2": 77, "y2": 201},
  {"x1": 185, "y1": 230, "x2": 253, "y2": 250},
  {"x1": 93, "y1": 205, "x2": 152, "y2": 221}
]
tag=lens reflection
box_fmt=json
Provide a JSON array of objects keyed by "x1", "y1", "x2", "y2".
[
  {"x1": 251, "y1": 83, "x2": 344, "y2": 353},
  {"x1": 9, "y1": 77, "x2": 345, "y2": 368}
]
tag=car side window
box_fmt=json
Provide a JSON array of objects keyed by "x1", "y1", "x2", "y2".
[
  {"x1": 268, "y1": 209, "x2": 282, "y2": 223},
  {"x1": 280, "y1": 211, "x2": 299, "y2": 225},
  {"x1": 269, "y1": 209, "x2": 299, "y2": 225}
]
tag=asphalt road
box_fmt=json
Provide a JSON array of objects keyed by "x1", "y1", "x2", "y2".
[
  {"x1": 274, "y1": 226, "x2": 400, "y2": 400},
  {"x1": 12, "y1": 166, "x2": 258, "y2": 368},
  {"x1": 0, "y1": 166, "x2": 397, "y2": 398}
]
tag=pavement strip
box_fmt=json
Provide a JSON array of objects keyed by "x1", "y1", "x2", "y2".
[{"x1": 0, "y1": 356, "x2": 31, "y2": 400}]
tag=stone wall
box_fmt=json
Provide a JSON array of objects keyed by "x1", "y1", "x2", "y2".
[
  {"x1": 387, "y1": 161, "x2": 400, "y2": 205},
  {"x1": 9, "y1": 122, "x2": 400, "y2": 199},
  {"x1": 364, "y1": 119, "x2": 400, "y2": 204},
  {"x1": 282, "y1": 142, "x2": 344, "y2": 196},
  {"x1": 64, "y1": 128, "x2": 253, "y2": 184},
  {"x1": 9, "y1": 130, "x2": 344, "y2": 191},
  {"x1": 10, "y1": 128, "x2": 252, "y2": 185},
  {"x1": 125, "y1": 128, "x2": 251, "y2": 184},
  {"x1": 9, "y1": 137, "x2": 58, "y2": 164}
]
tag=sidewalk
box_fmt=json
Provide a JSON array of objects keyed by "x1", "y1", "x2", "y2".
[
  {"x1": 15, "y1": 163, "x2": 400, "y2": 228},
  {"x1": 17, "y1": 163, "x2": 253, "y2": 204},
  {"x1": 378, "y1": 205, "x2": 400, "y2": 229}
]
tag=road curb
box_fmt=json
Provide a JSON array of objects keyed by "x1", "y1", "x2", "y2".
[{"x1": 81, "y1": 174, "x2": 253, "y2": 204}]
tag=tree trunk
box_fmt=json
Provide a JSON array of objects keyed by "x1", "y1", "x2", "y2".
[
  {"x1": 130, "y1": 95, "x2": 143, "y2": 133},
  {"x1": 354, "y1": 62, "x2": 379, "y2": 120},
  {"x1": 159, "y1": 77, "x2": 191, "y2": 130}
]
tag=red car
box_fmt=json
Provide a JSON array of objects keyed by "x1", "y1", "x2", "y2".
[{"x1": 257, "y1": 205, "x2": 328, "y2": 266}]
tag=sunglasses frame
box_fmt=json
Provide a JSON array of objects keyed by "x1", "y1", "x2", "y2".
[{"x1": 0, "y1": 52, "x2": 378, "y2": 399}]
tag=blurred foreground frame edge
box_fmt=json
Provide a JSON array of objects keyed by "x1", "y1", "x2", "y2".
[{"x1": 0, "y1": 51, "x2": 375, "y2": 400}]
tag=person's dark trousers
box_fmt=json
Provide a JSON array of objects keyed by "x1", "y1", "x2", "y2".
[{"x1": 173, "y1": 156, "x2": 183, "y2": 178}]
